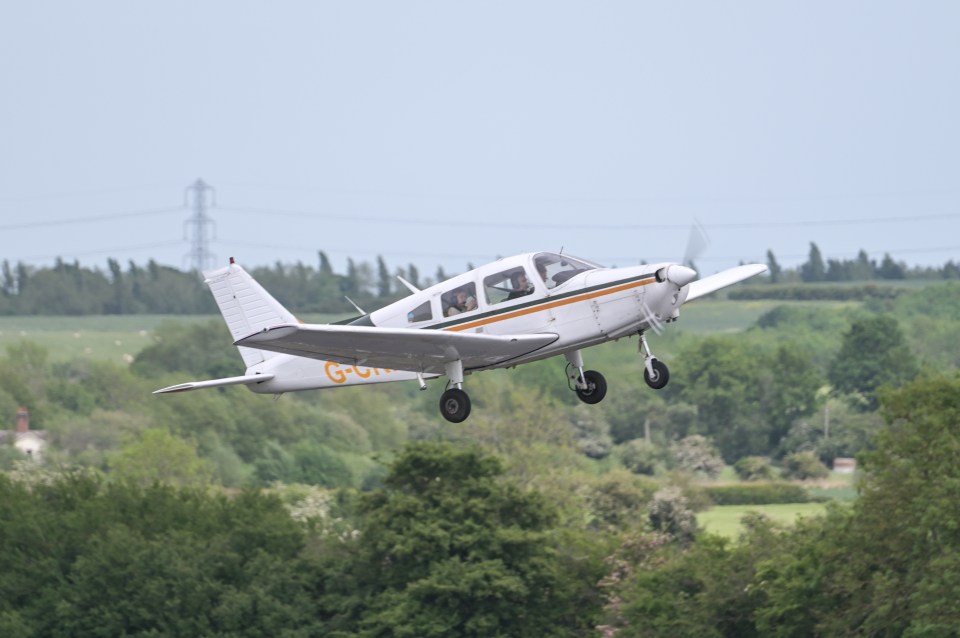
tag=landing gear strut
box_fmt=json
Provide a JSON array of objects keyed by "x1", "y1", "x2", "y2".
[
  {"x1": 565, "y1": 350, "x2": 607, "y2": 405},
  {"x1": 639, "y1": 331, "x2": 670, "y2": 390}
]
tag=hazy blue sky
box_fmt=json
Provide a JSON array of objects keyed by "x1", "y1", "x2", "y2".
[{"x1": 2, "y1": 1, "x2": 958, "y2": 277}]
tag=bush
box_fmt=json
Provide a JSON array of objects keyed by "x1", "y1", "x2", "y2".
[
  {"x1": 618, "y1": 439, "x2": 665, "y2": 476},
  {"x1": 781, "y1": 451, "x2": 830, "y2": 480},
  {"x1": 733, "y1": 456, "x2": 776, "y2": 481},
  {"x1": 703, "y1": 482, "x2": 811, "y2": 505}
]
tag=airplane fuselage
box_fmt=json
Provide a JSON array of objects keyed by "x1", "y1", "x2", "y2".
[{"x1": 245, "y1": 253, "x2": 688, "y2": 394}]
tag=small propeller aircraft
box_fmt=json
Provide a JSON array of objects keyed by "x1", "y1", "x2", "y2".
[{"x1": 155, "y1": 251, "x2": 767, "y2": 422}]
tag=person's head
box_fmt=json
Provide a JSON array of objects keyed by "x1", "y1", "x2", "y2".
[
  {"x1": 514, "y1": 272, "x2": 529, "y2": 289},
  {"x1": 536, "y1": 263, "x2": 547, "y2": 281},
  {"x1": 455, "y1": 289, "x2": 468, "y2": 304}
]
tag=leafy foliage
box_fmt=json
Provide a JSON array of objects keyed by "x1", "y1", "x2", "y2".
[
  {"x1": 318, "y1": 442, "x2": 601, "y2": 636},
  {"x1": 732, "y1": 455, "x2": 775, "y2": 481},
  {"x1": 828, "y1": 314, "x2": 918, "y2": 410},
  {"x1": 780, "y1": 451, "x2": 830, "y2": 481}
]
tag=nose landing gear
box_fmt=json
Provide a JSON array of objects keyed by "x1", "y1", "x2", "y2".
[{"x1": 639, "y1": 331, "x2": 669, "y2": 390}]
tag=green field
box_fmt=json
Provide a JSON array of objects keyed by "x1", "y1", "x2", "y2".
[
  {"x1": 698, "y1": 503, "x2": 833, "y2": 539},
  {"x1": 0, "y1": 315, "x2": 213, "y2": 363},
  {"x1": 0, "y1": 313, "x2": 354, "y2": 363}
]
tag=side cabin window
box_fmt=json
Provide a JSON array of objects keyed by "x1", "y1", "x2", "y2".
[
  {"x1": 484, "y1": 267, "x2": 534, "y2": 305},
  {"x1": 406, "y1": 300, "x2": 433, "y2": 324},
  {"x1": 442, "y1": 282, "x2": 478, "y2": 317},
  {"x1": 533, "y1": 253, "x2": 599, "y2": 290}
]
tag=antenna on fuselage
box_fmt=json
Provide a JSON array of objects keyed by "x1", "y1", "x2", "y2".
[
  {"x1": 344, "y1": 296, "x2": 367, "y2": 315},
  {"x1": 396, "y1": 275, "x2": 421, "y2": 294}
]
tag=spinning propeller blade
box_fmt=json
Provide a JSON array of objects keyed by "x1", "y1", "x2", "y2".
[{"x1": 682, "y1": 219, "x2": 710, "y2": 270}]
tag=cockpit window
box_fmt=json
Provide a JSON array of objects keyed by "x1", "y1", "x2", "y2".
[
  {"x1": 442, "y1": 282, "x2": 478, "y2": 317},
  {"x1": 533, "y1": 253, "x2": 599, "y2": 290},
  {"x1": 484, "y1": 267, "x2": 533, "y2": 305},
  {"x1": 407, "y1": 300, "x2": 432, "y2": 323}
]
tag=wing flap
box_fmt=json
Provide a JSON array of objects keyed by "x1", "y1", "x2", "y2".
[
  {"x1": 236, "y1": 324, "x2": 558, "y2": 374},
  {"x1": 685, "y1": 264, "x2": 767, "y2": 302}
]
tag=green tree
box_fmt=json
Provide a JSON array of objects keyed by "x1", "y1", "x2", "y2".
[
  {"x1": 733, "y1": 456, "x2": 775, "y2": 481},
  {"x1": 766, "y1": 249, "x2": 782, "y2": 283},
  {"x1": 132, "y1": 319, "x2": 242, "y2": 379},
  {"x1": 763, "y1": 344, "x2": 824, "y2": 446},
  {"x1": 610, "y1": 516, "x2": 785, "y2": 637},
  {"x1": 828, "y1": 314, "x2": 918, "y2": 410},
  {"x1": 780, "y1": 451, "x2": 829, "y2": 480},
  {"x1": 320, "y1": 442, "x2": 597, "y2": 636},
  {"x1": 109, "y1": 428, "x2": 215, "y2": 487},
  {"x1": 671, "y1": 435, "x2": 724, "y2": 478},
  {"x1": 758, "y1": 375, "x2": 960, "y2": 635},
  {"x1": 800, "y1": 242, "x2": 826, "y2": 282},
  {"x1": 376, "y1": 254, "x2": 392, "y2": 298},
  {"x1": 673, "y1": 337, "x2": 767, "y2": 461}
]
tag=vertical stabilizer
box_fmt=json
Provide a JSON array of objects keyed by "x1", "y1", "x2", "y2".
[{"x1": 204, "y1": 261, "x2": 298, "y2": 368}]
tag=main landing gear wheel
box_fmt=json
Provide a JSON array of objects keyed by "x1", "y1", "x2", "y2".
[
  {"x1": 439, "y1": 388, "x2": 471, "y2": 423},
  {"x1": 644, "y1": 359, "x2": 670, "y2": 390},
  {"x1": 575, "y1": 370, "x2": 607, "y2": 405}
]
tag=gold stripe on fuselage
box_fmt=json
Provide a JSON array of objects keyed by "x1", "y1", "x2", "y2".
[{"x1": 443, "y1": 275, "x2": 656, "y2": 333}]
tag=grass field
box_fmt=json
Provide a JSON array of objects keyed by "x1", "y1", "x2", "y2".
[
  {"x1": 698, "y1": 502, "x2": 834, "y2": 539},
  {"x1": 0, "y1": 315, "x2": 213, "y2": 364},
  {"x1": 0, "y1": 313, "x2": 354, "y2": 363}
]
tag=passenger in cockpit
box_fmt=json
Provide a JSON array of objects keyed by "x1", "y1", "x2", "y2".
[{"x1": 446, "y1": 288, "x2": 477, "y2": 316}]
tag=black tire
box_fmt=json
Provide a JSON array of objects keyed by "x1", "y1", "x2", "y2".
[
  {"x1": 644, "y1": 359, "x2": 670, "y2": 390},
  {"x1": 439, "y1": 388, "x2": 472, "y2": 423},
  {"x1": 575, "y1": 370, "x2": 607, "y2": 405}
]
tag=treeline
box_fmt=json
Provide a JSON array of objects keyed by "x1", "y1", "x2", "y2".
[
  {"x1": 3, "y1": 375, "x2": 960, "y2": 636},
  {"x1": 2, "y1": 244, "x2": 958, "y2": 315},
  {"x1": 0, "y1": 253, "x2": 438, "y2": 316},
  {"x1": 766, "y1": 243, "x2": 960, "y2": 284}
]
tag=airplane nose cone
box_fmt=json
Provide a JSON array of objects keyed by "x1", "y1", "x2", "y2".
[{"x1": 667, "y1": 265, "x2": 698, "y2": 287}]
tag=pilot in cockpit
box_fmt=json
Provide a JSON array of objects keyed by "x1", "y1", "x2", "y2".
[{"x1": 506, "y1": 271, "x2": 533, "y2": 300}]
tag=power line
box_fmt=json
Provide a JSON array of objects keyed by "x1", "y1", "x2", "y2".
[
  {"x1": 18, "y1": 240, "x2": 184, "y2": 262},
  {"x1": 218, "y1": 205, "x2": 960, "y2": 231},
  {"x1": 0, "y1": 206, "x2": 182, "y2": 231}
]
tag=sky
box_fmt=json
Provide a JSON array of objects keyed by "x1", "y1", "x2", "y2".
[{"x1": 1, "y1": 1, "x2": 958, "y2": 279}]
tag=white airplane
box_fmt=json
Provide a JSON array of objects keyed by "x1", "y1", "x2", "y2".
[{"x1": 155, "y1": 252, "x2": 766, "y2": 422}]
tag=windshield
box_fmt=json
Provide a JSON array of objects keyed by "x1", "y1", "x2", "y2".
[{"x1": 533, "y1": 253, "x2": 599, "y2": 289}]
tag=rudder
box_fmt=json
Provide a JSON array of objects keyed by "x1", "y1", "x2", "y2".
[{"x1": 204, "y1": 260, "x2": 298, "y2": 368}]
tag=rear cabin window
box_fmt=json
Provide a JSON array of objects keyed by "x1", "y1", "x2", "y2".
[
  {"x1": 407, "y1": 300, "x2": 433, "y2": 324},
  {"x1": 442, "y1": 282, "x2": 478, "y2": 317},
  {"x1": 484, "y1": 267, "x2": 533, "y2": 305}
]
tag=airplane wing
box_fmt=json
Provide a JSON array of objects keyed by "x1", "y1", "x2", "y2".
[
  {"x1": 685, "y1": 264, "x2": 767, "y2": 302},
  {"x1": 235, "y1": 324, "x2": 559, "y2": 374}
]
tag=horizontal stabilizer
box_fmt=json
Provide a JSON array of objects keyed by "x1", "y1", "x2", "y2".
[
  {"x1": 685, "y1": 264, "x2": 767, "y2": 302},
  {"x1": 153, "y1": 373, "x2": 275, "y2": 394}
]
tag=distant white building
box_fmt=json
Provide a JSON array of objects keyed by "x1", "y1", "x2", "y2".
[
  {"x1": 0, "y1": 407, "x2": 47, "y2": 462},
  {"x1": 833, "y1": 457, "x2": 857, "y2": 474}
]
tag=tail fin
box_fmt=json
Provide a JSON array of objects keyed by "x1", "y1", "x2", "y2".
[{"x1": 204, "y1": 260, "x2": 299, "y2": 368}]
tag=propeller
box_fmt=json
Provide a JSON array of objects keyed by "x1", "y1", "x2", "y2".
[
  {"x1": 639, "y1": 220, "x2": 708, "y2": 335},
  {"x1": 682, "y1": 219, "x2": 710, "y2": 271}
]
